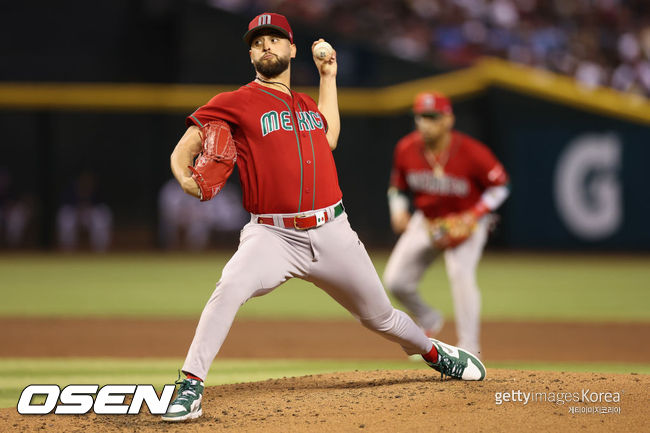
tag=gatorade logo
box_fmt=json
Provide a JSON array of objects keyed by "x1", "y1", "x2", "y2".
[{"x1": 554, "y1": 133, "x2": 623, "y2": 240}]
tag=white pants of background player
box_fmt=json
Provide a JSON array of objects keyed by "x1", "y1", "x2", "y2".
[
  {"x1": 182, "y1": 203, "x2": 432, "y2": 381},
  {"x1": 383, "y1": 210, "x2": 489, "y2": 357}
]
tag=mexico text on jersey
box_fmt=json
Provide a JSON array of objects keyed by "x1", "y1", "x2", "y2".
[
  {"x1": 260, "y1": 109, "x2": 324, "y2": 136},
  {"x1": 187, "y1": 81, "x2": 343, "y2": 214},
  {"x1": 390, "y1": 130, "x2": 508, "y2": 218}
]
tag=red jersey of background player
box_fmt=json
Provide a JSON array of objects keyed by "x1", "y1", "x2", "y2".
[
  {"x1": 187, "y1": 80, "x2": 342, "y2": 215},
  {"x1": 390, "y1": 130, "x2": 508, "y2": 218}
]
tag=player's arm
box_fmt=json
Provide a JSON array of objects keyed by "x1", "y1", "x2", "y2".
[
  {"x1": 387, "y1": 142, "x2": 411, "y2": 234},
  {"x1": 470, "y1": 162, "x2": 510, "y2": 218},
  {"x1": 387, "y1": 187, "x2": 411, "y2": 234},
  {"x1": 312, "y1": 39, "x2": 340, "y2": 151},
  {"x1": 470, "y1": 184, "x2": 510, "y2": 218},
  {"x1": 170, "y1": 125, "x2": 202, "y2": 198}
]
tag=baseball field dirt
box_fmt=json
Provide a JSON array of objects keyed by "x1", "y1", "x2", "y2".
[
  {"x1": 1, "y1": 318, "x2": 648, "y2": 432},
  {"x1": 1, "y1": 318, "x2": 649, "y2": 362},
  {"x1": 1, "y1": 369, "x2": 646, "y2": 432}
]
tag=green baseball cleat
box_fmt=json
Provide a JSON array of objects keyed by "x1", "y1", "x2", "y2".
[
  {"x1": 424, "y1": 338, "x2": 486, "y2": 381},
  {"x1": 161, "y1": 378, "x2": 204, "y2": 421}
]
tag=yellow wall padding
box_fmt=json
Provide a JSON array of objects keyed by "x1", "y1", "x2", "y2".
[{"x1": 0, "y1": 58, "x2": 648, "y2": 124}]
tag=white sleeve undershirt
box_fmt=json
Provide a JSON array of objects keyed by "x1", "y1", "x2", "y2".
[
  {"x1": 387, "y1": 187, "x2": 409, "y2": 217},
  {"x1": 479, "y1": 184, "x2": 510, "y2": 211}
]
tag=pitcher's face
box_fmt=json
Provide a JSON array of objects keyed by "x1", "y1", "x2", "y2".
[{"x1": 250, "y1": 32, "x2": 296, "y2": 78}]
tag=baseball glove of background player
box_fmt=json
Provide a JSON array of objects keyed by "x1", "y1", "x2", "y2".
[
  {"x1": 188, "y1": 120, "x2": 237, "y2": 201},
  {"x1": 429, "y1": 211, "x2": 477, "y2": 249}
]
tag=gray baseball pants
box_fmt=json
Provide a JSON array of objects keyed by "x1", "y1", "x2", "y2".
[
  {"x1": 383, "y1": 210, "x2": 489, "y2": 356},
  {"x1": 182, "y1": 205, "x2": 432, "y2": 380}
]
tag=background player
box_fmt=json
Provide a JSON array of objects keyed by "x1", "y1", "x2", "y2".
[
  {"x1": 383, "y1": 92, "x2": 510, "y2": 358},
  {"x1": 162, "y1": 14, "x2": 485, "y2": 422}
]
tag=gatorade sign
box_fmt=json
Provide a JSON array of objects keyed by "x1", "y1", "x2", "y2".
[{"x1": 554, "y1": 133, "x2": 623, "y2": 240}]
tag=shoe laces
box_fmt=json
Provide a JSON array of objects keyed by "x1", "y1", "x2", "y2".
[
  {"x1": 437, "y1": 354, "x2": 466, "y2": 380},
  {"x1": 173, "y1": 376, "x2": 199, "y2": 403}
]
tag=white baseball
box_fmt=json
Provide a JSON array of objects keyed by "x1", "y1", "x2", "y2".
[{"x1": 314, "y1": 41, "x2": 333, "y2": 60}]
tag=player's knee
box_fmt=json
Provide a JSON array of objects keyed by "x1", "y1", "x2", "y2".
[
  {"x1": 360, "y1": 308, "x2": 396, "y2": 333},
  {"x1": 446, "y1": 264, "x2": 474, "y2": 285},
  {"x1": 449, "y1": 274, "x2": 479, "y2": 294},
  {"x1": 382, "y1": 272, "x2": 409, "y2": 297},
  {"x1": 206, "y1": 280, "x2": 252, "y2": 309}
]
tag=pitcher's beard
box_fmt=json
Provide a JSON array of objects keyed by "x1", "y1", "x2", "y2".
[{"x1": 254, "y1": 55, "x2": 290, "y2": 79}]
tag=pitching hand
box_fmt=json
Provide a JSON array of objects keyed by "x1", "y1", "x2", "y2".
[{"x1": 312, "y1": 39, "x2": 337, "y2": 78}]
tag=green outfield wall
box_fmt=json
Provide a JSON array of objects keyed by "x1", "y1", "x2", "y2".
[{"x1": 1, "y1": 60, "x2": 649, "y2": 250}]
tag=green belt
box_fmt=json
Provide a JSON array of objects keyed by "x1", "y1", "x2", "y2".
[{"x1": 333, "y1": 202, "x2": 345, "y2": 218}]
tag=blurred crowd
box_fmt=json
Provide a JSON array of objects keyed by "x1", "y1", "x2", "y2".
[
  {"x1": 158, "y1": 178, "x2": 248, "y2": 251},
  {"x1": 210, "y1": 0, "x2": 650, "y2": 95}
]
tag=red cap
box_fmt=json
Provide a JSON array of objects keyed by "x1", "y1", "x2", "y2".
[
  {"x1": 244, "y1": 13, "x2": 294, "y2": 46},
  {"x1": 413, "y1": 92, "x2": 452, "y2": 115}
]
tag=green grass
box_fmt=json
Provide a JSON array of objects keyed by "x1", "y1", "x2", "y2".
[
  {"x1": 1, "y1": 357, "x2": 647, "y2": 409},
  {"x1": 0, "y1": 358, "x2": 423, "y2": 409},
  {"x1": 0, "y1": 252, "x2": 648, "y2": 321},
  {"x1": 488, "y1": 361, "x2": 650, "y2": 375},
  {"x1": 2, "y1": 254, "x2": 647, "y2": 410}
]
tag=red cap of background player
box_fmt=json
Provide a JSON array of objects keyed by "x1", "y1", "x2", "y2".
[
  {"x1": 412, "y1": 92, "x2": 452, "y2": 115},
  {"x1": 243, "y1": 12, "x2": 294, "y2": 46}
]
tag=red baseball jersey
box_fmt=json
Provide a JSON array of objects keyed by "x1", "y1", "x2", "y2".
[
  {"x1": 187, "y1": 81, "x2": 342, "y2": 214},
  {"x1": 390, "y1": 130, "x2": 508, "y2": 218}
]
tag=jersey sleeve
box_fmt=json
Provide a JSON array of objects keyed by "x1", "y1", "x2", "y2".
[
  {"x1": 186, "y1": 92, "x2": 240, "y2": 128},
  {"x1": 389, "y1": 140, "x2": 409, "y2": 191},
  {"x1": 468, "y1": 138, "x2": 509, "y2": 188}
]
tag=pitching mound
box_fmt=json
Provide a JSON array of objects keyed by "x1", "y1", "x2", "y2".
[{"x1": 2, "y1": 369, "x2": 646, "y2": 432}]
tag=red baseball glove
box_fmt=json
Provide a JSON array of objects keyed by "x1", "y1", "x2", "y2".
[
  {"x1": 188, "y1": 120, "x2": 237, "y2": 201},
  {"x1": 429, "y1": 211, "x2": 477, "y2": 249}
]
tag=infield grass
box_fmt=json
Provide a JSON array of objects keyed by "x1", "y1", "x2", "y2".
[
  {"x1": 0, "y1": 252, "x2": 648, "y2": 321},
  {"x1": 1, "y1": 358, "x2": 648, "y2": 409}
]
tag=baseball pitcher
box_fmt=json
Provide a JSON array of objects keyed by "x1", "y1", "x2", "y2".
[
  {"x1": 162, "y1": 14, "x2": 486, "y2": 422},
  {"x1": 384, "y1": 92, "x2": 510, "y2": 358}
]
